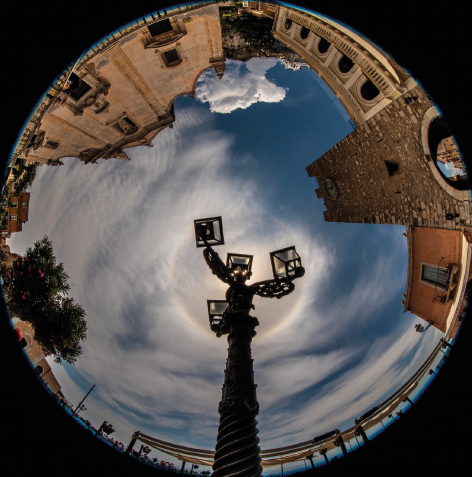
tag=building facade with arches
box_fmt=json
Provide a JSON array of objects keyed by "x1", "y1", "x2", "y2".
[
  {"x1": 272, "y1": 5, "x2": 417, "y2": 127},
  {"x1": 13, "y1": 4, "x2": 225, "y2": 167}
]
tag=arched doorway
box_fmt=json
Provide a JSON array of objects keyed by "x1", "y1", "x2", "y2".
[{"x1": 34, "y1": 365, "x2": 43, "y2": 376}]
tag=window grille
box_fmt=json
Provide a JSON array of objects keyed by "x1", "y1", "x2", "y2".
[{"x1": 164, "y1": 49, "x2": 180, "y2": 63}]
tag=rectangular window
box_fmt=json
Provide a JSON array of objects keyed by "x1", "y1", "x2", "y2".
[
  {"x1": 70, "y1": 80, "x2": 92, "y2": 101},
  {"x1": 148, "y1": 19, "x2": 173, "y2": 37},
  {"x1": 10, "y1": 215, "x2": 17, "y2": 221},
  {"x1": 10, "y1": 202, "x2": 17, "y2": 208},
  {"x1": 422, "y1": 264, "x2": 449, "y2": 288},
  {"x1": 21, "y1": 202, "x2": 27, "y2": 208},
  {"x1": 164, "y1": 49, "x2": 180, "y2": 63}
]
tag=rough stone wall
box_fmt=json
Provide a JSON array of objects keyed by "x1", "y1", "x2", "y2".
[{"x1": 306, "y1": 85, "x2": 472, "y2": 232}]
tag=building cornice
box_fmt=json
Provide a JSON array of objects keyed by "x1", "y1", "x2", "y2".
[
  {"x1": 281, "y1": 7, "x2": 405, "y2": 101},
  {"x1": 404, "y1": 225, "x2": 413, "y2": 312}
]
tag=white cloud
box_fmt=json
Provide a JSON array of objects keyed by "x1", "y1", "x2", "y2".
[
  {"x1": 195, "y1": 59, "x2": 287, "y2": 113},
  {"x1": 444, "y1": 161, "x2": 463, "y2": 176}
]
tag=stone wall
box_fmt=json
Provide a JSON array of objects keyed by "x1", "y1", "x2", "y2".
[{"x1": 306, "y1": 85, "x2": 472, "y2": 232}]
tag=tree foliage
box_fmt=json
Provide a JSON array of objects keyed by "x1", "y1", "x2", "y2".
[
  {"x1": 15, "y1": 162, "x2": 38, "y2": 194},
  {"x1": 2, "y1": 236, "x2": 87, "y2": 365}
]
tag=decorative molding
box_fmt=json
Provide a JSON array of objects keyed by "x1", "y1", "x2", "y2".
[
  {"x1": 62, "y1": 67, "x2": 111, "y2": 117},
  {"x1": 284, "y1": 8, "x2": 404, "y2": 100}
]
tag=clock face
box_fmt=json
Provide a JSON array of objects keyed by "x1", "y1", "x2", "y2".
[{"x1": 326, "y1": 179, "x2": 338, "y2": 198}]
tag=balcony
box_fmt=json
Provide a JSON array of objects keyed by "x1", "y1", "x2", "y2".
[{"x1": 433, "y1": 258, "x2": 459, "y2": 305}]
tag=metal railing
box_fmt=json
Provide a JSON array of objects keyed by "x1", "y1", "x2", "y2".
[{"x1": 432, "y1": 258, "x2": 454, "y2": 305}]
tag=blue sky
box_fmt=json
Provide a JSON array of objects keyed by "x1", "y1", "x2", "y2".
[{"x1": 8, "y1": 58, "x2": 444, "y2": 473}]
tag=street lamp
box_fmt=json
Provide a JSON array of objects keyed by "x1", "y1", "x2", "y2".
[
  {"x1": 194, "y1": 216, "x2": 305, "y2": 477},
  {"x1": 194, "y1": 217, "x2": 224, "y2": 248},
  {"x1": 95, "y1": 420, "x2": 115, "y2": 437}
]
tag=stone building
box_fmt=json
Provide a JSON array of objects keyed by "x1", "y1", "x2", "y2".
[
  {"x1": 11, "y1": 4, "x2": 225, "y2": 167},
  {"x1": 1, "y1": 181, "x2": 30, "y2": 235},
  {"x1": 13, "y1": 318, "x2": 62, "y2": 394},
  {"x1": 437, "y1": 136, "x2": 464, "y2": 173},
  {"x1": 306, "y1": 84, "x2": 472, "y2": 232},
  {"x1": 271, "y1": 4, "x2": 417, "y2": 127},
  {"x1": 402, "y1": 226, "x2": 471, "y2": 339}
]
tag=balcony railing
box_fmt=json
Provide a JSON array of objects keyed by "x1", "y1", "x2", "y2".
[{"x1": 433, "y1": 258, "x2": 458, "y2": 305}]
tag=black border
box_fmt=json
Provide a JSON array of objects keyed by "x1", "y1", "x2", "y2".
[{"x1": 2, "y1": 1, "x2": 470, "y2": 474}]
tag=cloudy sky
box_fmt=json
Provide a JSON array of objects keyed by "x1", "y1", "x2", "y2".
[{"x1": 8, "y1": 58, "x2": 444, "y2": 473}]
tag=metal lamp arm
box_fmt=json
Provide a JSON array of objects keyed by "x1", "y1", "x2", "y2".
[
  {"x1": 202, "y1": 245, "x2": 231, "y2": 285},
  {"x1": 250, "y1": 277, "x2": 296, "y2": 299}
]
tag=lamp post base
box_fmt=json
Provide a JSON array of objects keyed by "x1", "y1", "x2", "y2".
[{"x1": 212, "y1": 399, "x2": 262, "y2": 477}]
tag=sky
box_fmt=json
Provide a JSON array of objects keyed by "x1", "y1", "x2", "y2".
[{"x1": 8, "y1": 57, "x2": 445, "y2": 473}]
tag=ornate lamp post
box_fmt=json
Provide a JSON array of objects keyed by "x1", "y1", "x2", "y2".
[{"x1": 194, "y1": 217, "x2": 305, "y2": 477}]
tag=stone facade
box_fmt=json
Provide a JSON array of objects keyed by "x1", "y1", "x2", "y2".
[
  {"x1": 306, "y1": 85, "x2": 472, "y2": 232},
  {"x1": 14, "y1": 4, "x2": 225, "y2": 167}
]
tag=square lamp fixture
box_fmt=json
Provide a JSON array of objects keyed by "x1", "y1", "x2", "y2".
[
  {"x1": 270, "y1": 246, "x2": 302, "y2": 279},
  {"x1": 142, "y1": 446, "x2": 152, "y2": 455},
  {"x1": 194, "y1": 216, "x2": 225, "y2": 248},
  {"x1": 226, "y1": 253, "x2": 253, "y2": 276},
  {"x1": 102, "y1": 423, "x2": 115, "y2": 435},
  {"x1": 207, "y1": 300, "x2": 228, "y2": 326}
]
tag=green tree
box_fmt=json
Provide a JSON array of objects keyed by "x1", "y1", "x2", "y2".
[
  {"x1": 15, "y1": 162, "x2": 38, "y2": 194},
  {"x1": 2, "y1": 236, "x2": 87, "y2": 365},
  {"x1": 224, "y1": 14, "x2": 279, "y2": 59}
]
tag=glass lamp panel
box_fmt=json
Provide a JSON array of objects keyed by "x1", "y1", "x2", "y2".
[
  {"x1": 213, "y1": 220, "x2": 222, "y2": 241},
  {"x1": 210, "y1": 301, "x2": 228, "y2": 316},
  {"x1": 227, "y1": 254, "x2": 253, "y2": 272},
  {"x1": 274, "y1": 248, "x2": 300, "y2": 262},
  {"x1": 273, "y1": 256, "x2": 286, "y2": 277},
  {"x1": 286, "y1": 258, "x2": 302, "y2": 276}
]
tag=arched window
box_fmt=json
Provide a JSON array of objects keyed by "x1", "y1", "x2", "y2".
[
  {"x1": 300, "y1": 26, "x2": 310, "y2": 40},
  {"x1": 318, "y1": 38, "x2": 331, "y2": 54},
  {"x1": 360, "y1": 79, "x2": 380, "y2": 101},
  {"x1": 285, "y1": 18, "x2": 292, "y2": 30},
  {"x1": 339, "y1": 55, "x2": 354, "y2": 73},
  {"x1": 34, "y1": 365, "x2": 43, "y2": 376}
]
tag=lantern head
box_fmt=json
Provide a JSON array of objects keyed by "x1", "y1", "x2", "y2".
[
  {"x1": 207, "y1": 300, "x2": 228, "y2": 332},
  {"x1": 270, "y1": 246, "x2": 304, "y2": 279},
  {"x1": 194, "y1": 216, "x2": 224, "y2": 248},
  {"x1": 226, "y1": 253, "x2": 253, "y2": 282}
]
